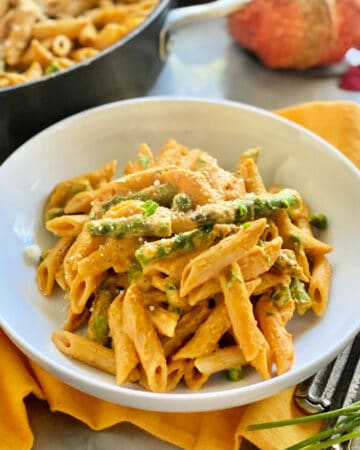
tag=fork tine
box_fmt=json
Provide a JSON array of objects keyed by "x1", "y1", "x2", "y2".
[{"x1": 294, "y1": 333, "x2": 360, "y2": 415}]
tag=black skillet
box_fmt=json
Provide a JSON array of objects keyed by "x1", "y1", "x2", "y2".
[{"x1": 0, "y1": 0, "x2": 249, "y2": 161}]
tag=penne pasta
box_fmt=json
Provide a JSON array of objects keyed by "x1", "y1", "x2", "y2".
[
  {"x1": 122, "y1": 285, "x2": 167, "y2": 392},
  {"x1": 45, "y1": 214, "x2": 88, "y2": 237},
  {"x1": 255, "y1": 294, "x2": 295, "y2": 375},
  {"x1": 52, "y1": 330, "x2": 116, "y2": 374},
  {"x1": 219, "y1": 262, "x2": 271, "y2": 379},
  {"x1": 108, "y1": 293, "x2": 139, "y2": 384},
  {"x1": 36, "y1": 140, "x2": 332, "y2": 391},
  {"x1": 195, "y1": 346, "x2": 247, "y2": 375},
  {"x1": 37, "y1": 236, "x2": 74, "y2": 296},
  {"x1": 173, "y1": 301, "x2": 231, "y2": 360},
  {"x1": 309, "y1": 254, "x2": 332, "y2": 316},
  {"x1": 180, "y1": 218, "x2": 267, "y2": 296}
]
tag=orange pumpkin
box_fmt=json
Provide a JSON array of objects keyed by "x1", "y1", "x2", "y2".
[{"x1": 228, "y1": 0, "x2": 360, "y2": 69}]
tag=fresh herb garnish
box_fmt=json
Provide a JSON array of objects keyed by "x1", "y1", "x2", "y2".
[
  {"x1": 226, "y1": 268, "x2": 243, "y2": 288},
  {"x1": 241, "y1": 221, "x2": 251, "y2": 229},
  {"x1": 248, "y1": 400, "x2": 360, "y2": 450},
  {"x1": 141, "y1": 199, "x2": 159, "y2": 216}
]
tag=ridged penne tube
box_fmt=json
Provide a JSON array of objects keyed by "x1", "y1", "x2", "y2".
[
  {"x1": 251, "y1": 339, "x2": 272, "y2": 380},
  {"x1": 63, "y1": 230, "x2": 105, "y2": 285},
  {"x1": 43, "y1": 0, "x2": 98, "y2": 17},
  {"x1": 37, "y1": 236, "x2": 74, "y2": 296},
  {"x1": 103, "y1": 199, "x2": 144, "y2": 219},
  {"x1": 108, "y1": 293, "x2": 139, "y2": 385},
  {"x1": 292, "y1": 201, "x2": 313, "y2": 234},
  {"x1": 180, "y1": 218, "x2": 267, "y2": 297},
  {"x1": 162, "y1": 304, "x2": 211, "y2": 357},
  {"x1": 30, "y1": 39, "x2": 54, "y2": 68},
  {"x1": 173, "y1": 302, "x2": 231, "y2": 360},
  {"x1": 55, "y1": 264, "x2": 68, "y2": 291},
  {"x1": 64, "y1": 190, "x2": 96, "y2": 214},
  {"x1": 142, "y1": 289, "x2": 167, "y2": 306},
  {"x1": 125, "y1": 143, "x2": 155, "y2": 174},
  {"x1": 237, "y1": 147, "x2": 261, "y2": 167},
  {"x1": 70, "y1": 47, "x2": 99, "y2": 62},
  {"x1": 44, "y1": 160, "x2": 116, "y2": 214},
  {"x1": 253, "y1": 272, "x2": 291, "y2": 296},
  {"x1": 52, "y1": 330, "x2": 116, "y2": 375},
  {"x1": 33, "y1": 17, "x2": 90, "y2": 40},
  {"x1": 255, "y1": 294, "x2": 295, "y2": 375},
  {"x1": 93, "y1": 23, "x2": 127, "y2": 50},
  {"x1": 186, "y1": 148, "x2": 246, "y2": 199},
  {"x1": 156, "y1": 138, "x2": 189, "y2": 167},
  {"x1": 45, "y1": 214, "x2": 88, "y2": 237},
  {"x1": 275, "y1": 210, "x2": 332, "y2": 255},
  {"x1": 184, "y1": 360, "x2": 210, "y2": 390},
  {"x1": 149, "y1": 306, "x2": 179, "y2": 338},
  {"x1": 309, "y1": 254, "x2": 332, "y2": 316},
  {"x1": 63, "y1": 304, "x2": 90, "y2": 332},
  {"x1": 77, "y1": 236, "x2": 139, "y2": 277},
  {"x1": 238, "y1": 157, "x2": 266, "y2": 194},
  {"x1": 94, "y1": 166, "x2": 218, "y2": 205},
  {"x1": 238, "y1": 237, "x2": 283, "y2": 281},
  {"x1": 143, "y1": 251, "x2": 198, "y2": 278},
  {"x1": 219, "y1": 262, "x2": 270, "y2": 367},
  {"x1": 261, "y1": 218, "x2": 279, "y2": 241},
  {"x1": 122, "y1": 285, "x2": 167, "y2": 392},
  {"x1": 188, "y1": 278, "x2": 259, "y2": 306},
  {"x1": 187, "y1": 278, "x2": 220, "y2": 305},
  {"x1": 24, "y1": 61, "x2": 43, "y2": 80},
  {"x1": 195, "y1": 346, "x2": 247, "y2": 375},
  {"x1": 4, "y1": 0, "x2": 40, "y2": 66},
  {"x1": 166, "y1": 359, "x2": 186, "y2": 391},
  {"x1": 68, "y1": 272, "x2": 104, "y2": 314},
  {"x1": 0, "y1": 0, "x2": 9, "y2": 18},
  {"x1": 78, "y1": 22, "x2": 98, "y2": 47}
]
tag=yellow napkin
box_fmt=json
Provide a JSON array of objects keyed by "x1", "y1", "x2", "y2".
[{"x1": 1, "y1": 100, "x2": 359, "y2": 450}]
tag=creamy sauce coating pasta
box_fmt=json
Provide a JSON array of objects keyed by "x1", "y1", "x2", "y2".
[{"x1": 36, "y1": 139, "x2": 332, "y2": 392}]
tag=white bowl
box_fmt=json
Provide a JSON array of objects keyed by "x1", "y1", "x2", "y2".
[{"x1": 0, "y1": 97, "x2": 359, "y2": 412}]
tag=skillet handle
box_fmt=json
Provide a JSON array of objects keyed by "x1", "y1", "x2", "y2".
[{"x1": 159, "y1": 0, "x2": 250, "y2": 60}]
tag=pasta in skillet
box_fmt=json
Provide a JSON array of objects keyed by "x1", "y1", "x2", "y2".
[
  {"x1": 0, "y1": 0, "x2": 158, "y2": 88},
  {"x1": 37, "y1": 139, "x2": 332, "y2": 392}
]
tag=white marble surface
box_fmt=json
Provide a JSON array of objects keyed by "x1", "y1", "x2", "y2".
[{"x1": 27, "y1": 14, "x2": 359, "y2": 450}]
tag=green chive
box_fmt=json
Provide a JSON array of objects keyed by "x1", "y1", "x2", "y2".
[{"x1": 141, "y1": 199, "x2": 159, "y2": 216}]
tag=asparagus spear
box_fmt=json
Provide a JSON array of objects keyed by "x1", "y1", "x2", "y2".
[
  {"x1": 135, "y1": 224, "x2": 236, "y2": 266},
  {"x1": 88, "y1": 213, "x2": 172, "y2": 238},
  {"x1": 270, "y1": 284, "x2": 291, "y2": 307},
  {"x1": 88, "y1": 285, "x2": 118, "y2": 344},
  {"x1": 188, "y1": 188, "x2": 301, "y2": 228},
  {"x1": 290, "y1": 276, "x2": 312, "y2": 315},
  {"x1": 274, "y1": 248, "x2": 305, "y2": 279},
  {"x1": 101, "y1": 182, "x2": 178, "y2": 212}
]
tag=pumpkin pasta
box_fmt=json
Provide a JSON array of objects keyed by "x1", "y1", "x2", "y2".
[
  {"x1": 36, "y1": 138, "x2": 332, "y2": 391},
  {"x1": 0, "y1": 0, "x2": 159, "y2": 88}
]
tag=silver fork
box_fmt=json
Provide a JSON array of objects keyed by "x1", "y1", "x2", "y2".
[{"x1": 294, "y1": 333, "x2": 360, "y2": 449}]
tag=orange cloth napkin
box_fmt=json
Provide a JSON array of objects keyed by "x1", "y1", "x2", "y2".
[{"x1": 1, "y1": 100, "x2": 360, "y2": 450}]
